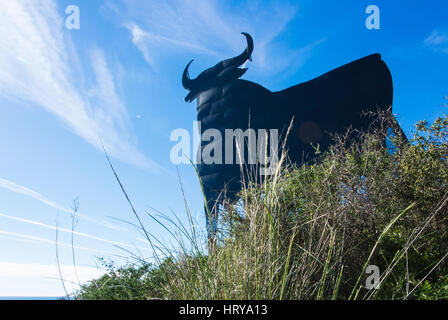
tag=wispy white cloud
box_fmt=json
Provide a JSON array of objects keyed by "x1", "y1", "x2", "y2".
[
  {"x1": 0, "y1": 177, "x2": 70, "y2": 214},
  {"x1": 424, "y1": 29, "x2": 448, "y2": 53},
  {"x1": 0, "y1": 262, "x2": 104, "y2": 281},
  {"x1": 0, "y1": 0, "x2": 164, "y2": 173},
  {"x1": 0, "y1": 262, "x2": 105, "y2": 296},
  {"x1": 0, "y1": 231, "x2": 113, "y2": 255},
  {"x1": 118, "y1": 0, "x2": 305, "y2": 73},
  {"x1": 0, "y1": 211, "x2": 150, "y2": 252},
  {"x1": 126, "y1": 22, "x2": 218, "y2": 69},
  {"x1": 0, "y1": 177, "x2": 129, "y2": 232}
]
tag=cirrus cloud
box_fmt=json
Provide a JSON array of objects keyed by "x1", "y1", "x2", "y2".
[
  {"x1": 424, "y1": 29, "x2": 448, "y2": 54},
  {"x1": 0, "y1": 0, "x2": 165, "y2": 173}
]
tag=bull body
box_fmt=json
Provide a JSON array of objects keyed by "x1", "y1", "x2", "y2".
[{"x1": 182, "y1": 33, "x2": 397, "y2": 240}]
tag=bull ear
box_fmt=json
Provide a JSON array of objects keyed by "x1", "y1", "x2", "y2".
[
  {"x1": 216, "y1": 67, "x2": 248, "y2": 84},
  {"x1": 184, "y1": 91, "x2": 196, "y2": 103}
]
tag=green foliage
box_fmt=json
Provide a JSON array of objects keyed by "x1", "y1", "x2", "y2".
[
  {"x1": 416, "y1": 276, "x2": 448, "y2": 299},
  {"x1": 75, "y1": 258, "x2": 172, "y2": 300},
  {"x1": 75, "y1": 112, "x2": 448, "y2": 300}
]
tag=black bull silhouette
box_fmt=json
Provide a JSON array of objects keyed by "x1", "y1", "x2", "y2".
[{"x1": 182, "y1": 32, "x2": 403, "y2": 241}]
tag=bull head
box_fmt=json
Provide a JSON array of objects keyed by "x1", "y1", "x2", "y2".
[{"x1": 182, "y1": 32, "x2": 254, "y2": 102}]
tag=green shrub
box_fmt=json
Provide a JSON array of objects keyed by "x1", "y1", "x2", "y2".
[
  {"x1": 75, "y1": 258, "x2": 172, "y2": 300},
  {"x1": 75, "y1": 111, "x2": 448, "y2": 300}
]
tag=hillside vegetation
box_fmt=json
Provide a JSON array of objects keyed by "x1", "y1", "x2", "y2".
[{"x1": 75, "y1": 111, "x2": 448, "y2": 300}]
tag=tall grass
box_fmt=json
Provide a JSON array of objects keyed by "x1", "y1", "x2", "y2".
[{"x1": 75, "y1": 111, "x2": 448, "y2": 300}]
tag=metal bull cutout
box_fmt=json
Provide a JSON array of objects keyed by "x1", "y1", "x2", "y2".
[{"x1": 182, "y1": 32, "x2": 402, "y2": 242}]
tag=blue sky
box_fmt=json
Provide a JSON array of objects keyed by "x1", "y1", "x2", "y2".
[{"x1": 0, "y1": 0, "x2": 447, "y2": 297}]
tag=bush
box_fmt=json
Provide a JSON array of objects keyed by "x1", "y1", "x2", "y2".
[
  {"x1": 75, "y1": 258, "x2": 171, "y2": 300},
  {"x1": 75, "y1": 111, "x2": 448, "y2": 300}
]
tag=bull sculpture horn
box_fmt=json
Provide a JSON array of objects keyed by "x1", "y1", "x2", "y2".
[
  {"x1": 226, "y1": 32, "x2": 254, "y2": 67},
  {"x1": 182, "y1": 32, "x2": 254, "y2": 90}
]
